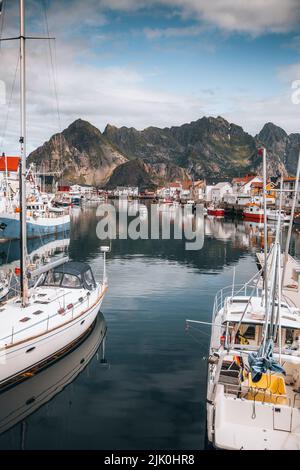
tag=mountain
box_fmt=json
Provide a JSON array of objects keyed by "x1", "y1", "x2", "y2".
[
  {"x1": 106, "y1": 159, "x2": 190, "y2": 190},
  {"x1": 255, "y1": 122, "x2": 300, "y2": 176},
  {"x1": 28, "y1": 119, "x2": 128, "y2": 186},
  {"x1": 104, "y1": 116, "x2": 258, "y2": 179},
  {"x1": 28, "y1": 116, "x2": 300, "y2": 188}
]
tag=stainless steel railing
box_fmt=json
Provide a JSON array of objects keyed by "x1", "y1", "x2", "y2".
[{"x1": 0, "y1": 283, "x2": 104, "y2": 347}]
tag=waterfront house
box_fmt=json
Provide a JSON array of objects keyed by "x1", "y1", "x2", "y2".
[
  {"x1": 232, "y1": 175, "x2": 262, "y2": 195},
  {"x1": 114, "y1": 186, "x2": 139, "y2": 198},
  {"x1": 181, "y1": 180, "x2": 193, "y2": 200},
  {"x1": 192, "y1": 180, "x2": 206, "y2": 201},
  {"x1": 157, "y1": 182, "x2": 182, "y2": 200},
  {"x1": 282, "y1": 177, "x2": 300, "y2": 208},
  {"x1": 210, "y1": 182, "x2": 232, "y2": 203}
]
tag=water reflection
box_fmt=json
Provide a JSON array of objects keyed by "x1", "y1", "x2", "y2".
[
  {"x1": 0, "y1": 313, "x2": 106, "y2": 448},
  {"x1": 1, "y1": 206, "x2": 300, "y2": 449}
]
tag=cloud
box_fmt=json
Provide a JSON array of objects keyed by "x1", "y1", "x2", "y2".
[
  {"x1": 99, "y1": 0, "x2": 300, "y2": 35},
  {"x1": 277, "y1": 61, "x2": 300, "y2": 83},
  {"x1": 0, "y1": 38, "x2": 209, "y2": 154},
  {"x1": 162, "y1": 0, "x2": 300, "y2": 35},
  {"x1": 143, "y1": 25, "x2": 205, "y2": 40},
  {"x1": 1, "y1": 0, "x2": 299, "y2": 157},
  {"x1": 224, "y1": 91, "x2": 300, "y2": 136}
]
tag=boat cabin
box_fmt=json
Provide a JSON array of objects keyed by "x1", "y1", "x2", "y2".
[{"x1": 40, "y1": 262, "x2": 96, "y2": 290}]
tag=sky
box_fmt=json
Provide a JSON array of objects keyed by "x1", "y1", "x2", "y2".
[{"x1": 0, "y1": 0, "x2": 300, "y2": 154}]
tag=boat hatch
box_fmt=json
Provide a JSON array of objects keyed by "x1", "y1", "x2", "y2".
[{"x1": 20, "y1": 317, "x2": 30, "y2": 323}]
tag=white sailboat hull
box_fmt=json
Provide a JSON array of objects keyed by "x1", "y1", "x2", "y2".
[{"x1": 0, "y1": 287, "x2": 105, "y2": 387}]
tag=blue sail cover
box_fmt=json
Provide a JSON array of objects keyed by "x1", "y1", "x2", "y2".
[{"x1": 248, "y1": 339, "x2": 286, "y2": 382}]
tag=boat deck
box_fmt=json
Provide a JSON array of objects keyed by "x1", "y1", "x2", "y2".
[
  {"x1": 256, "y1": 252, "x2": 300, "y2": 309},
  {"x1": 0, "y1": 284, "x2": 102, "y2": 348}
]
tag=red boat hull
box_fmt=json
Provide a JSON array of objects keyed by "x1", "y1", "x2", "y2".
[{"x1": 243, "y1": 212, "x2": 265, "y2": 222}]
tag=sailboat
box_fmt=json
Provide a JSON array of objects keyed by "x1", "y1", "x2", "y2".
[
  {"x1": 0, "y1": 0, "x2": 108, "y2": 389},
  {"x1": 188, "y1": 148, "x2": 300, "y2": 449}
]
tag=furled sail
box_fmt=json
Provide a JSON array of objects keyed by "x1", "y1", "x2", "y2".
[{"x1": 248, "y1": 339, "x2": 285, "y2": 382}]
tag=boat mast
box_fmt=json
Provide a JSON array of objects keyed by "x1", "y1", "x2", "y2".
[
  {"x1": 262, "y1": 147, "x2": 268, "y2": 309},
  {"x1": 19, "y1": 0, "x2": 29, "y2": 306},
  {"x1": 282, "y1": 151, "x2": 300, "y2": 290}
]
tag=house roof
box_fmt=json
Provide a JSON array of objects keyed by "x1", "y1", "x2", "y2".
[
  {"x1": 182, "y1": 180, "x2": 193, "y2": 190},
  {"x1": 193, "y1": 180, "x2": 204, "y2": 188},
  {"x1": 169, "y1": 182, "x2": 181, "y2": 188},
  {"x1": 232, "y1": 175, "x2": 257, "y2": 184},
  {"x1": 251, "y1": 182, "x2": 263, "y2": 188},
  {"x1": 0, "y1": 156, "x2": 20, "y2": 172},
  {"x1": 251, "y1": 181, "x2": 276, "y2": 189}
]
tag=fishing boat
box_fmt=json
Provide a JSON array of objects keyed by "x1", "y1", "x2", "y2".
[
  {"x1": 0, "y1": 201, "x2": 70, "y2": 240},
  {"x1": 207, "y1": 206, "x2": 225, "y2": 217},
  {"x1": 0, "y1": 0, "x2": 108, "y2": 389},
  {"x1": 243, "y1": 202, "x2": 266, "y2": 222},
  {"x1": 0, "y1": 167, "x2": 70, "y2": 241},
  {"x1": 53, "y1": 192, "x2": 73, "y2": 207}
]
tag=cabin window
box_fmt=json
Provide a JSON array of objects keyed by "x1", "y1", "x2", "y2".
[
  {"x1": 61, "y1": 273, "x2": 81, "y2": 289},
  {"x1": 44, "y1": 271, "x2": 63, "y2": 286},
  {"x1": 83, "y1": 269, "x2": 96, "y2": 290}
]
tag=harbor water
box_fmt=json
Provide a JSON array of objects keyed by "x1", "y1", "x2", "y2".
[{"x1": 0, "y1": 205, "x2": 300, "y2": 450}]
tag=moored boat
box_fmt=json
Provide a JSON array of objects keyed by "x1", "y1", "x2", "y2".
[
  {"x1": 207, "y1": 206, "x2": 224, "y2": 217},
  {"x1": 243, "y1": 202, "x2": 266, "y2": 222},
  {"x1": 268, "y1": 209, "x2": 291, "y2": 223},
  {"x1": 200, "y1": 150, "x2": 300, "y2": 449},
  {"x1": 0, "y1": 0, "x2": 109, "y2": 390},
  {"x1": 0, "y1": 260, "x2": 107, "y2": 388},
  {"x1": 0, "y1": 209, "x2": 70, "y2": 241}
]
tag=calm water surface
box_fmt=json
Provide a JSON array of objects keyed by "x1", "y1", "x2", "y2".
[{"x1": 0, "y1": 206, "x2": 300, "y2": 449}]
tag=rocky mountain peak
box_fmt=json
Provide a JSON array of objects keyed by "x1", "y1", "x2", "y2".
[{"x1": 28, "y1": 116, "x2": 300, "y2": 188}]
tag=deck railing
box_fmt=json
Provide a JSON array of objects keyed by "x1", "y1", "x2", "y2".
[
  {"x1": 220, "y1": 381, "x2": 298, "y2": 409},
  {"x1": 212, "y1": 283, "x2": 263, "y2": 322}
]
